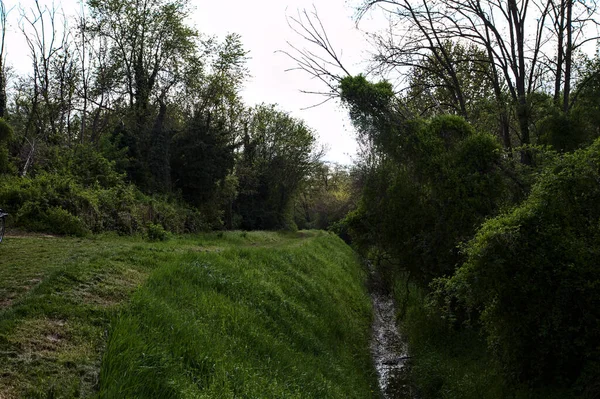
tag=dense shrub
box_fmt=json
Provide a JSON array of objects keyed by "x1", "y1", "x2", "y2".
[
  {"x1": 343, "y1": 115, "x2": 511, "y2": 284},
  {"x1": 0, "y1": 118, "x2": 14, "y2": 174},
  {"x1": 0, "y1": 173, "x2": 213, "y2": 236},
  {"x1": 145, "y1": 223, "x2": 169, "y2": 241},
  {"x1": 435, "y1": 137, "x2": 600, "y2": 389}
]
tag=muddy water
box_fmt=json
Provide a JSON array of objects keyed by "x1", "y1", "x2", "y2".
[{"x1": 368, "y1": 264, "x2": 416, "y2": 398}]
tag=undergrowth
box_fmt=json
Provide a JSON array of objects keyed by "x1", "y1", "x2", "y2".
[{"x1": 392, "y1": 274, "x2": 578, "y2": 399}]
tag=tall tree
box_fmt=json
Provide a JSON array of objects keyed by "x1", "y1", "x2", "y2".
[
  {"x1": 88, "y1": 0, "x2": 197, "y2": 187},
  {"x1": 170, "y1": 33, "x2": 248, "y2": 206},
  {"x1": 235, "y1": 105, "x2": 323, "y2": 230},
  {"x1": 359, "y1": 0, "x2": 600, "y2": 161},
  {"x1": 12, "y1": 1, "x2": 76, "y2": 175},
  {"x1": 0, "y1": 0, "x2": 9, "y2": 119}
]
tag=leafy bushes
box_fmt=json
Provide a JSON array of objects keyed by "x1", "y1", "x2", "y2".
[
  {"x1": 435, "y1": 137, "x2": 600, "y2": 389},
  {"x1": 0, "y1": 169, "x2": 212, "y2": 236},
  {"x1": 16, "y1": 203, "x2": 89, "y2": 236},
  {"x1": 145, "y1": 223, "x2": 169, "y2": 241},
  {"x1": 344, "y1": 115, "x2": 510, "y2": 284},
  {"x1": 0, "y1": 118, "x2": 13, "y2": 174}
]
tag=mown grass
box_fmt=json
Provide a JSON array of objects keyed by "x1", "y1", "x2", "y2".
[
  {"x1": 0, "y1": 231, "x2": 376, "y2": 398},
  {"x1": 0, "y1": 234, "x2": 169, "y2": 398},
  {"x1": 392, "y1": 275, "x2": 578, "y2": 399},
  {"x1": 98, "y1": 231, "x2": 376, "y2": 398}
]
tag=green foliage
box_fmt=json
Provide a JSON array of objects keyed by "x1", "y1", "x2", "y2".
[
  {"x1": 435, "y1": 137, "x2": 600, "y2": 388},
  {"x1": 235, "y1": 105, "x2": 321, "y2": 230},
  {"x1": 66, "y1": 145, "x2": 125, "y2": 188},
  {"x1": 171, "y1": 109, "x2": 235, "y2": 206},
  {"x1": 405, "y1": 41, "x2": 498, "y2": 132},
  {"x1": 294, "y1": 163, "x2": 359, "y2": 230},
  {"x1": 340, "y1": 75, "x2": 395, "y2": 128},
  {"x1": 0, "y1": 170, "x2": 209, "y2": 236},
  {"x1": 343, "y1": 113, "x2": 510, "y2": 284},
  {"x1": 0, "y1": 117, "x2": 13, "y2": 142},
  {"x1": 0, "y1": 118, "x2": 13, "y2": 174},
  {"x1": 17, "y1": 204, "x2": 90, "y2": 237},
  {"x1": 340, "y1": 75, "x2": 400, "y2": 151},
  {"x1": 145, "y1": 223, "x2": 169, "y2": 241},
  {"x1": 537, "y1": 109, "x2": 590, "y2": 152},
  {"x1": 393, "y1": 274, "x2": 576, "y2": 399}
]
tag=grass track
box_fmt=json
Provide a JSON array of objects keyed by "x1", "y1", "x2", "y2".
[{"x1": 0, "y1": 231, "x2": 376, "y2": 398}]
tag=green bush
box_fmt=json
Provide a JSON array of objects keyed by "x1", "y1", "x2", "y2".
[
  {"x1": 145, "y1": 223, "x2": 169, "y2": 242},
  {"x1": 16, "y1": 203, "x2": 89, "y2": 236},
  {"x1": 0, "y1": 119, "x2": 14, "y2": 174},
  {"x1": 435, "y1": 137, "x2": 600, "y2": 389},
  {"x1": 0, "y1": 172, "x2": 209, "y2": 236},
  {"x1": 344, "y1": 116, "x2": 511, "y2": 284},
  {"x1": 0, "y1": 118, "x2": 13, "y2": 142}
]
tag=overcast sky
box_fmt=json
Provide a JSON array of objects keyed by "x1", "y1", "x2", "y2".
[
  {"x1": 192, "y1": 0, "x2": 376, "y2": 164},
  {"x1": 2, "y1": 0, "x2": 384, "y2": 164}
]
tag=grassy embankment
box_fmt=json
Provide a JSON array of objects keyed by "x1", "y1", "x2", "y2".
[{"x1": 0, "y1": 231, "x2": 376, "y2": 398}]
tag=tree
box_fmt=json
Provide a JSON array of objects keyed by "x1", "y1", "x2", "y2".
[
  {"x1": 11, "y1": 0, "x2": 77, "y2": 175},
  {"x1": 235, "y1": 105, "x2": 323, "y2": 230},
  {"x1": 170, "y1": 106, "x2": 236, "y2": 206},
  {"x1": 294, "y1": 162, "x2": 359, "y2": 230},
  {"x1": 436, "y1": 137, "x2": 600, "y2": 387},
  {"x1": 359, "y1": 0, "x2": 600, "y2": 161},
  {"x1": 170, "y1": 33, "x2": 248, "y2": 215},
  {"x1": 404, "y1": 42, "x2": 504, "y2": 140},
  {"x1": 87, "y1": 0, "x2": 198, "y2": 188},
  {"x1": 0, "y1": 0, "x2": 10, "y2": 119},
  {"x1": 87, "y1": 0, "x2": 197, "y2": 114}
]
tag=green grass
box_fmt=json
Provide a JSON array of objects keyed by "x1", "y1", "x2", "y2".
[
  {"x1": 98, "y1": 231, "x2": 376, "y2": 398},
  {"x1": 0, "y1": 231, "x2": 376, "y2": 398}
]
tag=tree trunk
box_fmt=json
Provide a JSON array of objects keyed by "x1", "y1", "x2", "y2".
[
  {"x1": 517, "y1": 99, "x2": 532, "y2": 164},
  {"x1": 0, "y1": 58, "x2": 5, "y2": 118},
  {"x1": 500, "y1": 111, "x2": 512, "y2": 152},
  {"x1": 554, "y1": 0, "x2": 565, "y2": 105},
  {"x1": 563, "y1": 0, "x2": 573, "y2": 113}
]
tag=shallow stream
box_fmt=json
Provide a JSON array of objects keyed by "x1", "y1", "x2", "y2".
[{"x1": 368, "y1": 263, "x2": 416, "y2": 398}]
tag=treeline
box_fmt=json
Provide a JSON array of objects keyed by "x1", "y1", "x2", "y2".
[
  {"x1": 285, "y1": 2, "x2": 600, "y2": 397},
  {"x1": 0, "y1": 0, "x2": 353, "y2": 235}
]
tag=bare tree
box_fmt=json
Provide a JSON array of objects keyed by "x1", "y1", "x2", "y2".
[
  {"x1": 359, "y1": 0, "x2": 600, "y2": 159},
  {"x1": 18, "y1": 0, "x2": 75, "y2": 174},
  {"x1": 547, "y1": 0, "x2": 600, "y2": 112},
  {"x1": 280, "y1": 7, "x2": 352, "y2": 109},
  {"x1": 0, "y1": 0, "x2": 11, "y2": 118}
]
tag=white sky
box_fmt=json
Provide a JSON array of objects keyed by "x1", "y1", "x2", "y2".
[{"x1": 2, "y1": 0, "x2": 384, "y2": 164}]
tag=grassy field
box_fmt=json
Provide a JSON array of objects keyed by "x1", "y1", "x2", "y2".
[{"x1": 0, "y1": 231, "x2": 376, "y2": 398}]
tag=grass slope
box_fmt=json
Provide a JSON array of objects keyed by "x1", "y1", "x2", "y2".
[
  {"x1": 0, "y1": 231, "x2": 376, "y2": 398},
  {"x1": 99, "y1": 232, "x2": 376, "y2": 398}
]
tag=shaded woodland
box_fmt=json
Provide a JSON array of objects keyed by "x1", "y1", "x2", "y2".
[{"x1": 0, "y1": 0, "x2": 354, "y2": 236}]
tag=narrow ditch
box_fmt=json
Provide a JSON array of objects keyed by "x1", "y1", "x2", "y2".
[{"x1": 368, "y1": 262, "x2": 416, "y2": 398}]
